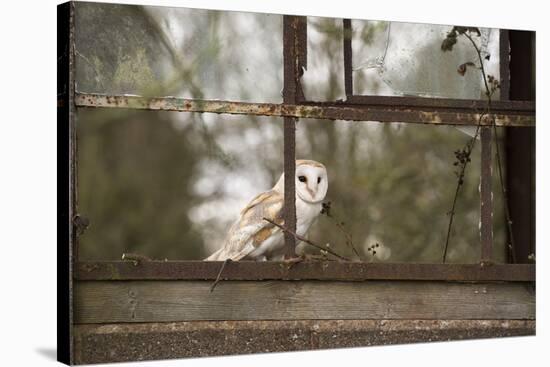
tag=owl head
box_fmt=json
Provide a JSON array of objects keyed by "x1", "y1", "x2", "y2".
[{"x1": 273, "y1": 159, "x2": 328, "y2": 204}]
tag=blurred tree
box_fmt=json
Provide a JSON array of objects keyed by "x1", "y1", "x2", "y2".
[{"x1": 78, "y1": 109, "x2": 205, "y2": 260}]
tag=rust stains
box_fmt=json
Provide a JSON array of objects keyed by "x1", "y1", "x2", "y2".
[{"x1": 74, "y1": 92, "x2": 535, "y2": 127}]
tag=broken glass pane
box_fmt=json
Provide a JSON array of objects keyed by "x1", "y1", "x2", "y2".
[
  {"x1": 352, "y1": 20, "x2": 500, "y2": 99},
  {"x1": 74, "y1": 2, "x2": 283, "y2": 102}
]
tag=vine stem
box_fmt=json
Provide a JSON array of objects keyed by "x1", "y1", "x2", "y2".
[
  {"x1": 442, "y1": 32, "x2": 490, "y2": 263},
  {"x1": 442, "y1": 109, "x2": 486, "y2": 263},
  {"x1": 464, "y1": 32, "x2": 518, "y2": 263},
  {"x1": 443, "y1": 31, "x2": 517, "y2": 263}
]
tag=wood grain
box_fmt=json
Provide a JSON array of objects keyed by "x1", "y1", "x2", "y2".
[{"x1": 75, "y1": 280, "x2": 535, "y2": 323}]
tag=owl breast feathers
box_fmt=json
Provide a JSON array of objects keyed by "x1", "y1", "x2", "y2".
[{"x1": 205, "y1": 160, "x2": 328, "y2": 261}]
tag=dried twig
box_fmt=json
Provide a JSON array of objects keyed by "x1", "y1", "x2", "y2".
[
  {"x1": 321, "y1": 201, "x2": 362, "y2": 260},
  {"x1": 210, "y1": 259, "x2": 231, "y2": 293},
  {"x1": 263, "y1": 217, "x2": 352, "y2": 261}
]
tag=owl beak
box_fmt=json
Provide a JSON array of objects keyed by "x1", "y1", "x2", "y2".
[{"x1": 306, "y1": 185, "x2": 317, "y2": 200}]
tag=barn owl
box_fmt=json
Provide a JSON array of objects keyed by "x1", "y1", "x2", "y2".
[{"x1": 205, "y1": 160, "x2": 328, "y2": 261}]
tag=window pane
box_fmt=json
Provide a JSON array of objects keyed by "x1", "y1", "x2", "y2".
[
  {"x1": 295, "y1": 119, "x2": 506, "y2": 263},
  {"x1": 77, "y1": 109, "x2": 283, "y2": 260},
  {"x1": 74, "y1": 2, "x2": 283, "y2": 102},
  {"x1": 302, "y1": 17, "x2": 501, "y2": 101},
  {"x1": 352, "y1": 20, "x2": 500, "y2": 99},
  {"x1": 301, "y1": 17, "x2": 346, "y2": 101}
]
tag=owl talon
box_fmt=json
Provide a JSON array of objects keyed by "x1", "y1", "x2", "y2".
[{"x1": 283, "y1": 255, "x2": 306, "y2": 269}]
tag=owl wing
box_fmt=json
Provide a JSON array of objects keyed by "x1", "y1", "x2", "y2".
[{"x1": 205, "y1": 190, "x2": 284, "y2": 261}]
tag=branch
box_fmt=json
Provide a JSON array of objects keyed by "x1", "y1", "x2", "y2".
[
  {"x1": 262, "y1": 217, "x2": 352, "y2": 261},
  {"x1": 210, "y1": 259, "x2": 231, "y2": 293}
]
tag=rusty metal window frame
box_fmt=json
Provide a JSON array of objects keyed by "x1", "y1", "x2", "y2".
[{"x1": 68, "y1": 10, "x2": 535, "y2": 283}]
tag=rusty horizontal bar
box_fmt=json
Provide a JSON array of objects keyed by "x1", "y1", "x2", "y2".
[
  {"x1": 345, "y1": 95, "x2": 534, "y2": 113},
  {"x1": 75, "y1": 93, "x2": 535, "y2": 127},
  {"x1": 76, "y1": 261, "x2": 535, "y2": 282}
]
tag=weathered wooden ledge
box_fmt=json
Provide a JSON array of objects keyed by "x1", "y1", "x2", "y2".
[{"x1": 75, "y1": 280, "x2": 535, "y2": 323}]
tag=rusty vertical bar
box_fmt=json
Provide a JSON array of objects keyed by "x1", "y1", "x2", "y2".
[
  {"x1": 506, "y1": 30, "x2": 536, "y2": 263},
  {"x1": 343, "y1": 19, "x2": 353, "y2": 98},
  {"x1": 497, "y1": 29, "x2": 511, "y2": 263},
  {"x1": 480, "y1": 127, "x2": 493, "y2": 262},
  {"x1": 282, "y1": 123, "x2": 296, "y2": 258},
  {"x1": 57, "y1": 1, "x2": 75, "y2": 364},
  {"x1": 282, "y1": 15, "x2": 307, "y2": 258},
  {"x1": 283, "y1": 16, "x2": 307, "y2": 103},
  {"x1": 296, "y1": 16, "x2": 307, "y2": 103},
  {"x1": 283, "y1": 16, "x2": 298, "y2": 258},
  {"x1": 499, "y1": 30, "x2": 510, "y2": 101}
]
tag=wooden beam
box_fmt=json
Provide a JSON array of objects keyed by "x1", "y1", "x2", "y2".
[{"x1": 75, "y1": 280, "x2": 535, "y2": 323}]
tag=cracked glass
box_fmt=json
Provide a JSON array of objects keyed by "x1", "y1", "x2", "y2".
[
  {"x1": 302, "y1": 17, "x2": 501, "y2": 101},
  {"x1": 352, "y1": 20, "x2": 500, "y2": 99}
]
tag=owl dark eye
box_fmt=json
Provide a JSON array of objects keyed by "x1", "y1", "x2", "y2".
[
  {"x1": 317, "y1": 177, "x2": 322, "y2": 184},
  {"x1": 298, "y1": 175, "x2": 307, "y2": 183}
]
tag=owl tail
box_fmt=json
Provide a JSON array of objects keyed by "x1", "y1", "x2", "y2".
[
  {"x1": 204, "y1": 246, "x2": 252, "y2": 261},
  {"x1": 204, "y1": 248, "x2": 225, "y2": 261}
]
